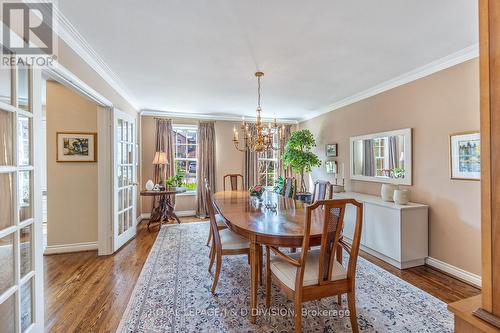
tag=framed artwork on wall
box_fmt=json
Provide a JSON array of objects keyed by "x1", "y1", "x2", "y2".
[
  {"x1": 449, "y1": 131, "x2": 480, "y2": 180},
  {"x1": 56, "y1": 132, "x2": 97, "y2": 162},
  {"x1": 326, "y1": 143, "x2": 338, "y2": 157},
  {"x1": 325, "y1": 160, "x2": 337, "y2": 174}
]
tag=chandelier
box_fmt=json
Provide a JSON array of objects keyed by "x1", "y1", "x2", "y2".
[{"x1": 232, "y1": 72, "x2": 285, "y2": 152}]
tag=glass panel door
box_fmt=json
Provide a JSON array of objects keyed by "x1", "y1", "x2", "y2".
[
  {"x1": 113, "y1": 109, "x2": 137, "y2": 251},
  {"x1": 0, "y1": 65, "x2": 40, "y2": 332}
]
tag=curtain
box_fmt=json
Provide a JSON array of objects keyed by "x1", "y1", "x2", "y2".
[
  {"x1": 0, "y1": 111, "x2": 13, "y2": 166},
  {"x1": 196, "y1": 122, "x2": 216, "y2": 218},
  {"x1": 153, "y1": 118, "x2": 175, "y2": 184},
  {"x1": 152, "y1": 119, "x2": 175, "y2": 211},
  {"x1": 0, "y1": 112, "x2": 13, "y2": 230},
  {"x1": 388, "y1": 136, "x2": 398, "y2": 170},
  {"x1": 362, "y1": 139, "x2": 375, "y2": 177},
  {"x1": 278, "y1": 124, "x2": 292, "y2": 178},
  {"x1": 244, "y1": 123, "x2": 258, "y2": 189}
]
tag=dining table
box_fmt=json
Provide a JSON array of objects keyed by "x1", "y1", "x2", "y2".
[{"x1": 213, "y1": 190, "x2": 328, "y2": 324}]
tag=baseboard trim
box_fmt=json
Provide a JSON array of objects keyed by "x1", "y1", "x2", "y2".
[
  {"x1": 138, "y1": 210, "x2": 197, "y2": 222},
  {"x1": 425, "y1": 257, "x2": 481, "y2": 288},
  {"x1": 44, "y1": 241, "x2": 98, "y2": 255},
  {"x1": 176, "y1": 210, "x2": 197, "y2": 217}
]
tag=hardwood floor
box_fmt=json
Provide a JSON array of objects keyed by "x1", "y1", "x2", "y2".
[
  {"x1": 44, "y1": 217, "x2": 200, "y2": 333},
  {"x1": 44, "y1": 218, "x2": 480, "y2": 333}
]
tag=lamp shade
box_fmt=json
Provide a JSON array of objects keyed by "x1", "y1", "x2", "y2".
[{"x1": 152, "y1": 151, "x2": 168, "y2": 165}]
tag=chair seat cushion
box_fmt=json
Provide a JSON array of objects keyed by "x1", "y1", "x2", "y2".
[
  {"x1": 270, "y1": 249, "x2": 346, "y2": 290},
  {"x1": 219, "y1": 229, "x2": 249, "y2": 250},
  {"x1": 215, "y1": 213, "x2": 226, "y2": 227}
]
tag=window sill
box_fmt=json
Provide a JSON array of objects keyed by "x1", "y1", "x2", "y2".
[{"x1": 177, "y1": 191, "x2": 197, "y2": 197}]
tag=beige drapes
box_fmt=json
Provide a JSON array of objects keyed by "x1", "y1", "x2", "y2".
[
  {"x1": 0, "y1": 111, "x2": 13, "y2": 230},
  {"x1": 244, "y1": 124, "x2": 258, "y2": 189},
  {"x1": 153, "y1": 118, "x2": 175, "y2": 184},
  {"x1": 0, "y1": 111, "x2": 13, "y2": 166},
  {"x1": 196, "y1": 122, "x2": 216, "y2": 218},
  {"x1": 362, "y1": 139, "x2": 375, "y2": 177},
  {"x1": 279, "y1": 124, "x2": 293, "y2": 178}
]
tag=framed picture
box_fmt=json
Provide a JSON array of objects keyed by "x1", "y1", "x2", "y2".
[
  {"x1": 326, "y1": 143, "x2": 338, "y2": 157},
  {"x1": 56, "y1": 132, "x2": 97, "y2": 162},
  {"x1": 325, "y1": 160, "x2": 337, "y2": 174},
  {"x1": 449, "y1": 131, "x2": 480, "y2": 180}
]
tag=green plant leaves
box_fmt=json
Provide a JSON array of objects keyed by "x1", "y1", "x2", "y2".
[{"x1": 281, "y1": 129, "x2": 322, "y2": 173}]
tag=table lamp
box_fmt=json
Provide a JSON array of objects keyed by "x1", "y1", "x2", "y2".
[{"x1": 152, "y1": 151, "x2": 168, "y2": 185}]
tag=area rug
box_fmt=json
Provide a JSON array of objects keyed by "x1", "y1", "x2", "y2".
[{"x1": 117, "y1": 222, "x2": 453, "y2": 332}]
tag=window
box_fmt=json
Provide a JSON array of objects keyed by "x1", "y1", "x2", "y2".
[
  {"x1": 373, "y1": 137, "x2": 394, "y2": 177},
  {"x1": 173, "y1": 126, "x2": 198, "y2": 191},
  {"x1": 258, "y1": 132, "x2": 279, "y2": 188}
]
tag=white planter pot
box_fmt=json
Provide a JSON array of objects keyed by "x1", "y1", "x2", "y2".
[
  {"x1": 381, "y1": 184, "x2": 398, "y2": 202},
  {"x1": 394, "y1": 189, "x2": 410, "y2": 205}
]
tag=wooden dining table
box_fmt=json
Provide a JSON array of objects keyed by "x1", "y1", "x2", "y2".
[{"x1": 213, "y1": 190, "x2": 328, "y2": 324}]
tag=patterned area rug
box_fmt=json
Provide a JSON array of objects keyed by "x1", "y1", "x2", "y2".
[{"x1": 117, "y1": 222, "x2": 453, "y2": 332}]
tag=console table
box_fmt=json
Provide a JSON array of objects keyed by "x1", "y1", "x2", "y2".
[
  {"x1": 334, "y1": 191, "x2": 429, "y2": 269},
  {"x1": 140, "y1": 188, "x2": 186, "y2": 230}
]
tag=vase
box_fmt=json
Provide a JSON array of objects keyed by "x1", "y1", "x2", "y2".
[
  {"x1": 381, "y1": 184, "x2": 398, "y2": 202},
  {"x1": 394, "y1": 189, "x2": 410, "y2": 205},
  {"x1": 145, "y1": 179, "x2": 154, "y2": 191}
]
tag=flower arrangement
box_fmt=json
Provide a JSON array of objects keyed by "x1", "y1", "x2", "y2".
[{"x1": 249, "y1": 185, "x2": 265, "y2": 199}]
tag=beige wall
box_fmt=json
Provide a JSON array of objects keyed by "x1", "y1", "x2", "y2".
[
  {"x1": 140, "y1": 116, "x2": 245, "y2": 214},
  {"x1": 56, "y1": 37, "x2": 142, "y2": 218},
  {"x1": 46, "y1": 81, "x2": 98, "y2": 246},
  {"x1": 299, "y1": 59, "x2": 481, "y2": 275}
]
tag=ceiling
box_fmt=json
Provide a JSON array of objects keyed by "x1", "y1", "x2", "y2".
[{"x1": 57, "y1": 0, "x2": 478, "y2": 121}]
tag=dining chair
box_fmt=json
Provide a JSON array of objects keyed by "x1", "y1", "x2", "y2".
[
  {"x1": 205, "y1": 207, "x2": 228, "y2": 246},
  {"x1": 223, "y1": 173, "x2": 244, "y2": 191},
  {"x1": 265, "y1": 199, "x2": 363, "y2": 333},
  {"x1": 205, "y1": 180, "x2": 257, "y2": 294},
  {"x1": 311, "y1": 180, "x2": 330, "y2": 203},
  {"x1": 283, "y1": 177, "x2": 296, "y2": 198}
]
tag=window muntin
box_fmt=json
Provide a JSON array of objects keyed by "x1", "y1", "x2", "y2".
[{"x1": 0, "y1": 65, "x2": 36, "y2": 333}]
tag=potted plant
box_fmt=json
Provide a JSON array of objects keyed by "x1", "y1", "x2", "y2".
[
  {"x1": 165, "y1": 161, "x2": 186, "y2": 189},
  {"x1": 281, "y1": 129, "x2": 321, "y2": 202}
]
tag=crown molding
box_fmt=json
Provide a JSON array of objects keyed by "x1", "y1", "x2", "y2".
[
  {"x1": 51, "y1": 4, "x2": 141, "y2": 111},
  {"x1": 43, "y1": 62, "x2": 113, "y2": 107},
  {"x1": 140, "y1": 109, "x2": 299, "y2": 124},
  {"x1": 300, "y1": 44, "x2": 479, "y2": 122}
]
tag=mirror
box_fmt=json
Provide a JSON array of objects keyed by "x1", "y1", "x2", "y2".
[{"x1": 350, "y1": 128, "x2": 412, "y2": 185}]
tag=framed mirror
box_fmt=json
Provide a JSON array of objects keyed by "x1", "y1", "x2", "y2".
[{"x1": 350, "y1": 128, "x2": 412, "y2": 185}]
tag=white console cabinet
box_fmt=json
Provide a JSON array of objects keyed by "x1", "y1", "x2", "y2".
[{"x1": 335, "y1": 191, "x2": 428, "y2": 269}]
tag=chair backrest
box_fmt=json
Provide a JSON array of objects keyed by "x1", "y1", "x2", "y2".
[
  {"x1": 312, "y1": 180, "x2": 330, "y2": 202},
  {"x1": 223, "y1": 174, "x2": 243, "y2": 191},
  {"x1": 283, "y1": 177, "x2": 296, "y2": 198},
  {"x1": 299, "y1": 199, "x2": 363, "y2": 285},
  {"x1": 204, "y1": 179, "x2": 222, "y2": 248}
]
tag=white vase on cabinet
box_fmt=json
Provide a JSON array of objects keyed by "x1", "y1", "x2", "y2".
[
  {"x1": 381, "y1": 184, "x2": 398, "y2": 202},
  {"x1": 394, "y1": 189, "x2": 410, "y2": 205}
]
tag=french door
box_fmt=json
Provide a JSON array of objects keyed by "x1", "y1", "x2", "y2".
[
  {"x1": 112, "y1": 109, "x2": 137, "y2": 251},
  {"x1": 0, "y1": 64, "x2": 43, "y2": 332}
]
